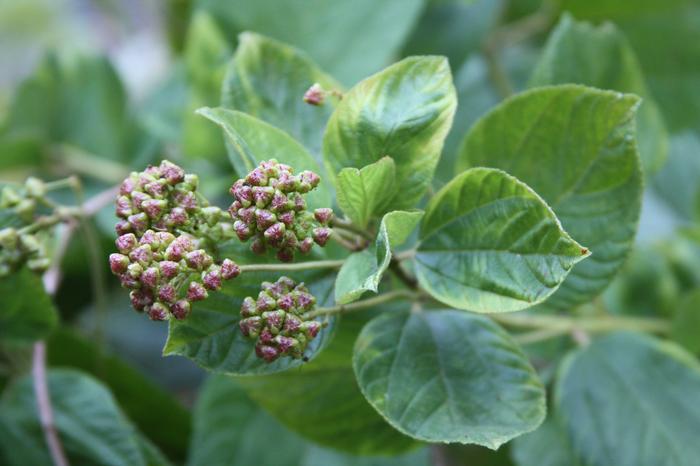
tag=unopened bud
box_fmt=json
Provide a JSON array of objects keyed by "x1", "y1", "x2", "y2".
[
  {"x1": 312, "y1": 227, "x2": 332, "y2": 246},
  {"x1": 221, "y1": 259, "x2": 240, "y2": 280},
  {"x1": 171, "y1": 299, "x2": 191, "y2": 320},
  {"x1": 187, "y1": 281, "x2": 208, "y2": 301},
  {"x1": 148, "y1": 302, "x2": 170, "y2": 321},
  {"x1": 109, "y1": 253, "x2": 130, "y2": 274},
  {"x1": 303, "y1": 83, "x2": 325, "y2": 106}
]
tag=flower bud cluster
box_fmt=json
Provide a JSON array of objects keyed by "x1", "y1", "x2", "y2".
[
  {"x1": 239, "y1": 276, "x2": 322, "y2": 362},
  {"x1": 115, "y1": 159, "x2": 230, "y2": 238},
  {"x1": 0, "y1": 179, "x2": 51, "y2": 277},
  {"x1": 229, "y1": 159, "x2": 333, "y2": 262},
  {"x1": 109, "y1": 230, "x2": 240, "y2": 320}
]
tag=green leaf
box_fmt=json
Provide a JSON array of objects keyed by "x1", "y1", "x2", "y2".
[
  {"x1": 189, "y1": 375, "x2": 429, "y2": 466},
  {"x1": 511, "y1": 418, "x2": 581, "y2": 466},
  {"x1": 653, "y1": 130, "x2": 700, "y2": 220},
  {"x1": 221, "y1": 32, "x2": 342, "y2": 162},
  {"x1": 353, "y1": 309, "x2": 546, "y2": 448},
  {"x1": 457, "y1": 85, "x2": 643, "y2": 309},
  {"x1": 5, "y1": 51, "x2": 132, "y2": 162},
  {"x1": 236, "y1": 310, "x2": 418, "y2": 455},
  {"x1": 530, "y1": 14, "x2": 668, "y2": 173},
  {"x1": 336, "y1": 157, "x2": 397, "y2": 229},
  {"x1": 556, "y1": 332, "x2": 700, "y2": 466},
  {"x1": 323, "y1": 56, "x2": 457, "y2": 210},
  {"x1": 416, "y1": 167, "x2": 588, "y2": 313},
  {"x1": 0, "y1": 369, "x2": 169, "y2": 466},
  {"x1": 402, "y1": 0, "x2": 502, "y2": 69},
  {"x1": 0, "y1": 268, "x2": 57, "y2": 342},
  {"x1": 197, "y1": 107, "x2": 331, "y2": 208},
  {"x1": 671, "y1": 289, "x2": 700, "y2": 355},
  {"x1": 335, "y1": 210, "x2": 423, "y2": 304},
  {"x1": 562, "y1": 0, "x2": 700, "y2": 131},
  {"x1": 47, "y1": 329, "x2": 191, "y2": 462},
  {"x1": 200, "y1": 0, "x2": 424, "y2": 85},
  {"x1": 182, "y1": 11, "x2": 230, "y2": 163}
]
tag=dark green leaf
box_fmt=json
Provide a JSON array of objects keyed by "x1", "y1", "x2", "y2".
[
  {"x1": 164, "y1": 269, "x2": 337, "y2": 375},
  {"x1": 47, "y1": 329, "x2": 191, "y2": 461},
  {"x1": 653, "y1": 130, "x2": 700, "y2": 220},
  {"x1": 0, "y1": 268, "x2": 57, "y2": 342},
  {"x1": 236, "y1": 309, "x2": 417, "y2": 455},
  {"x1": 221, "y1": 32, "x2": 341, "y2": 162},
  {"x1": 530, "y1": 14, "x2": 668, "y2": 173},
  {"x1": 201, "y1": 0, "x2": 424, "y2": 84},
  {"x1": 197, "y1": 107, "x2": 331, "y2": 209},
  {"x1": 416, "y1": 167, "x2": 588, "y2": 313},
  {"x1": 353, "y1": 309, "x2": 545, "y2": 448},
  {"x1": 562, "y1": 0, "x2": 700, "y2": 131},
  {"x1": 189, "y1": 375, "x2": 429, "y2": 466},
  {"x1": 511, "y1": 417, "x2": 580, "y2": 466},
  {"x1": 323, "y1": 56, "x2": 457, "y2": 210},
  {"x1": 0, "y1": 369, "x2": 170, "y2": 466},
  {"x1": 336, "y1": 157, "x2": 397, "y2": 229},
  {"x1": 457, "y1": 85, "x2": 643, "y2": 309},
  {"x1": 556, "y1": 332, "x2": 700, "y2": 466},
  {"x1": 335, "y1": 210, "x2": 423, "y2": 304},
  {"x1": 671, "y1": 289, "x2": 700, "y2": 354}
]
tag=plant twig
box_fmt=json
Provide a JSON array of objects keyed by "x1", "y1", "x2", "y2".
[
  {"x1": 491, "y1": 313, "x2": 670, "y2": 335},
  {"x1": 389, "y1": 259, "x2": 417, "y2": 289},
  {"x1": 304, "y1": 289, "x2": 417, "y2": 319},
  {"x1": 239, "y1": 258, "x2": 346, "y2": 273}
]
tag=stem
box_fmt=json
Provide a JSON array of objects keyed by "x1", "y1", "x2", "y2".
[
  {"x1": 331, "y1": 232, "x2": 362, "y2": 251},
  {"x1": 32, "y1": 342, "x2": 69, "y2": 466},
  {"x1": 239, "y1": 258, "x2": 345, "y2": 273},
  {"x1": 513, "y1": 327, "x2": 570, "y2": 345},
  {"x1": 304, "y1": 289, "x2": 417, "y2": 319},
  {"x1": 52, "y1": 144, "x2": 129, "y2": 184},
  {"x1": 394, "y1": 249, "x2": 416, "y2": 262},
  {"x1": 492, "y1": 313, "x2": 670, "y2": 335},
  {"x1": 331, "y1": 218, "x2": 373, "y2": 240},
  {"x1": 389, "y1": 259, "x2": 417, "y2": 290}
]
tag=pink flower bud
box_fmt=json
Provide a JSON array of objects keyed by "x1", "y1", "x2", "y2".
[
  {"x1": 186, "y1": 249, "x2": 212, "y2": 270},
  {"x1": 250, "y1": 237, "x2": 266, "y2": 255},
  {"x1": 303, "y1": 83, "x2": 325, "y2": 106},
  {"x1": 187, "y1": 281, "x2": 208, "y2": 301},
  {"x1": 160, "y1": 260, "x2": 179, "y2": 279},
  {"x1": 171, "y1": 299, "x2": 191, "y2": 320},
  {"x1": 144, "y1": 180, "x2": 167, "y2": 198},
  {"x1": 126, "y1": 262, "x2": 143, "y2": 280},
  {"x1": 245, "y1": 168, "x2": 268, "y2": 186},
  {"x1": 276, "y1": 248, "x2": 294, "y2": 263},
  {"x1": 241, "y1": 297, "x2": 258, "y2": 317},
  {"x1": 313, "y1": 208, "x2": 333, "y2": 225},
  {"x1": 116, "y1": 233, "x2": 138, "y2": 254},
  {"x1": 255, "y1": 344, "x2": 280, "y2": 362},
  {"x1": 234, "y1": 220, "x2": 252, "y2": 241},
  {"x1": 221, "y1": 259, "x2": 240, "y2": 280},
  {"x1": 274, "y1": 335, "x2": 298, "y2": 353},
  {"x1": 202, "y1": 266, "x2": 222, "y2": 290},
  {"x1": 276, "y1": 172, "x2": 297, "y2": 192},
  {"x1": 259, "y1": 327, "x2": 274, "y2": 344},
  {"x1": 109, "y1": 253, "x2": 130, "y2": 274},
  {"x1": 264, "y1": 222, "x2": 286, "y2": 244},
  {"x1": 302, "y1": 321, "x2": 321, "y2": 338},
  {"x1": 298, "y1": 237, "x2": 314, "y2": 254},
  {"x1": 270, "y1": 191, "x2": 290, "y2": 212},
  {"x1": 263, "y1": 310, "x2": 286, "y2": 333},
  {"x1": 115, "y1": 196, "x2": 133, "y2": 217},
  {"x1": 120, "y1": 176, "x2": 137, "y2": 195},
  {"x1": 257, "y1": 293, "x2": 276, "y2": 312},
  {"x1": 255, "y1": 209, "x2": 276, "y2": 230},
  {"x1": 278, "y1": 211, "x2": 295, "y2": 227},
  {"x1": 299, "y1": 170, "x2": 320, "y2": 188},
  {"x1": 129, "y1": 289, "x2": 153, "y2": 311},
  {"x1": 148, "y1": 302, "x2": 170, "y2": 321},
  {"x1": 296, "y1": 291, "x2": 316, "y2": 310},
  {"x1": 278, "y1": 276, "x2": 296, "y2": 290},
  {"x1": 158, "y1": 284, "x2": 177, "y2": 303},
  {"x1": 140, "y1": 266, "x2": 160, "y2": 288},
  {"x1": 238, "y1": 207, "x2": 256, "y2": 224},
  {"x1": 175, "y1": 191, "x2": 197, "y2": 211},
  {"x1": 240, "y1": 316, "x2": 262, "y2": 337},
  {"x1": 129, "y1": 245, "x2": 153, "y2": 265},
  {"x1": 115, "y1": 220, "x2": 132, "y2": 235},
  {"x1": 156, "y1": 231, "x2": 175, "y2": 245},
  {"x1": 277, "y1": 294, "x2": 295, "y2": 311},
  {"x1": 232, "y1": 184, "x2": 253, "y2": 207},
  {"x1": 142, "y1": 199, "x2": 167, "y2": 219},
  {"x1": 252, "y1": 186, "x2": 274, "y2": 208},
  {"x1": 291, "y1": 193, "x2": 306, "y2": 211},
  {"x1": 283, "y1": 314, "x2": 302, "y2": 332},
  {"x1": 130, "y1": 191, "x2": 151, "y2": 210},
  {"x1": 312, "y1": 227, "x2": 331, "y2": 246},
  {"x1": 166, "y1": 207, "x2": 188, "y2": 227},
  {"x1": 128, "y1": 213, "x2": 149, "y2": 234},
  {"x1": 139, "y1": 230, "x2": 158, "y2": 246},
  {"x1": 160, "y1": 160, "x2": 185, "y2": 184}
]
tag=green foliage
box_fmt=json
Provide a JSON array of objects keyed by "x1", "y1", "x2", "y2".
[
  {"x1": 335, "y1": 157, "x2": 397, "y2": 229},
  {"x1": 671, "y1": 289, "x2": 700, "y2": 355},
  {"x1": 458, "y1": 85, "x2": 643, "y2": 309},
  {"x1": 335, "y1": 210, "x2": 422, "y2": 304},
  {"x1": 0, "y1": 369, "x2": 169, "y2": 466},
  {"x1": 0, "y1": 268, "x2": 57, "y2": 342},
  {"x1": 511, "y1": 419, "x2": 580, "y2": 466},
  {"x1": 354, "y1": 310, "x2": 545, "y2": 448},
  {"x1": 416, "y1": 167, "x2": 588, "y2": 313},
  {"x1": 323, "y1": 56, "x2": 457, "y2": 210},
  {"x1": 556, "y1": 332, "x2": 700, "y2": 466}
]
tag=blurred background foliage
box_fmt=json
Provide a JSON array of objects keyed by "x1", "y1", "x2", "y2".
[{"x1": 1, "y1": 0, "x2": 700, "y2": 465}]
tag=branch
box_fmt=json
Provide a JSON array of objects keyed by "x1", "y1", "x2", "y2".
[
  {"x1": 304, "y1": 289, "x2": 417, "y2": 319},
  {"x1": 492, "y1": 313, "x2": 670, "y2": 335},
  {"x1": 239, "y1": 258, "x2": 345, "y2": 273}
]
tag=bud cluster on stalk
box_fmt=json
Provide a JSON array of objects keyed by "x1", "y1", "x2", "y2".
[
  {"x1": 229, "y1": 159, "x2": 333, "y2": 262},
  {"x1": 111, "y1": 160, "x2": 240, "y2": 319},
  {"x1": 239, "y1": 276, "x2": 322, "y2": 362},
  {"x1": 0, "y1": 179, "x2": 51, "y2": 277},
  {"x1": 109, "y1": 230, "x2": 240, "y2": 320}
]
